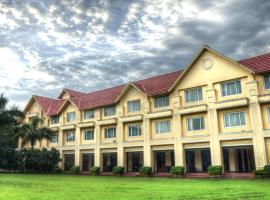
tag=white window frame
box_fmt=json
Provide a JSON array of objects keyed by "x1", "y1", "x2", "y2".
[
  {"x1": 51, "y1": 115, "x2": 59, "y2": 124},
  {"x1": 155, "y1": 120, "x2": 171, "y2": 134},
  {"x1": 84, "y1": 110, "x2": 94, "y2": 120},
  {"x1": 84, "y1": 130, "x2": 94, "y2": 140},
  {"x1": 224, "y1": 111, "x2": 246, "y2": 128},
  {"x1": 104, "y1": 127, "x2": 116, "y2": 138},
  {"x1": 104, "y1": 106, "x2": 116, "y2": 116},
  {"x1": 154, "y1": 95, "x2": 169, "y2": 108},
  {"x1": 127, "y1": 100, "x2": 141, "y2": 112},
  {"x1": 187, "y1": 116, "x2": 205, "y2": 131},
  {"x1": 221, "y1": 79, "x2": 242, "y2": 96},
  {"x1": 185, "y1": 87, "x2": 203, "y2": 103},
  {"x1": 264, "y1": 74, "x2": 270, "y2": 89},
  {"x1": 128, "y1": 124, "x2": 142, "y2": 136},
  {"x1": 66, "y1": 131, "x2": 75, "y2": 142},
  {"x1": 66, "y1": 112, "x2": 76, "y2": 122},
  {"x1": 51, "y1": 133, "x2": 58, "y2": 143}
]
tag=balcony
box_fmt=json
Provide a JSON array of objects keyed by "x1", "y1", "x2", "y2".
[
  {"x1": 97, "y1": 118, "x2": 117, "y2": 126},
  {"x1": 78, "y1": 121, "x2": 95, "y2": 128},
  {"x1": 258, "y1": 93, "x2": 270, "y2": 104}
]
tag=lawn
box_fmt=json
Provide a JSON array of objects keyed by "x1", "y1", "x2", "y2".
[{"x1": 0, "y1": 174, "x2": 270, "y2": 200}]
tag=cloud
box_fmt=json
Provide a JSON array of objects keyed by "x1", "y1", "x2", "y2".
[{"x1": 0, "y1": 0, "x2": 269, "y2": 109}]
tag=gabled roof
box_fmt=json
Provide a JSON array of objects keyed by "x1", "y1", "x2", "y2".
[
  {"x1": 169, "y1": 45, "x2": 254, "y2": 91},
  {"x1": 70, "y1": 85, "x2": 126, "y2": 110},
  {"x1": 238, "y1": 53, "x2": 270, "y2": 74},
  {"x1": 58, "y1": 88, "x2": 84, "y2": 99},
  {"x1": 23, "y1": 95, "x2": 66, "y2": 116},
  {"x1": 133, "y1": 70, "x2": 183, "y2": 96}
]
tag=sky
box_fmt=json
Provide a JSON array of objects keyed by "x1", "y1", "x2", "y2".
[{"x1": 0, "y1": 0, "x2": 270, "y2": 109}]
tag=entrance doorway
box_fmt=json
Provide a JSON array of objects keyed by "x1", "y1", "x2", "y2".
[
  {"x1": 185, "y1": 148, "x2": 211, "y2": 173},
  {"x1": 223, "y1": 146, "x2": 255, "y2": 172},
  {"x1": 154, "y1": 151, "x2": 174, "y2": 172},
  {"x1": 64, "y1": 154, "x2": 75, "y2": 171},
  {"x1": 126, "y1": 152, "x2": 143, "y2": 172},
  {"x1": 103, "y1": 153, "x2": 117, "y2": 172},
  {"x1": 82, "y1": 153, "x2": 94, "y2": 172}
]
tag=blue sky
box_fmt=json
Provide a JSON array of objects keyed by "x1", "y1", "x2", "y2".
[{"x1": 0, "y1": 0, "x2": 270, "y2": 109}]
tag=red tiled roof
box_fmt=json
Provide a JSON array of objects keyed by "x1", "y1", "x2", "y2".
[
  {"x1": 33, "y1": 95, "x2": 65, "y2": 116},
  {"x1": 63, "y1": 88, "x2": 84, "y2": 97},
  {"x1": 133, "y1": 70, "x2": 183, "y2": 96},
  {"x1": 238, "y1": 53, "x2": 270, "y2": 73},
  {"x1": 70, "y1": 84, "x2": 126, "y2": 110}
]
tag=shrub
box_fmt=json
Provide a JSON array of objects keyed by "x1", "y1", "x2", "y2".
[
  {"x1": 53, "y1": 166, "x2": 62, "y2": 174},
  {"x1": 170, "y1": 166, "x2": 185, "y2": 176},
  {"x1": 112, "y1": 166, "x2": 125, "y2": 176},
  {"x1": 139, "y1": 166, "x2": 152, "y2": 176},
  {"x1": 263, "y1": 165, "x2": 270, "y2": 177},
  {"x1": 70, "y1": 166, "x2": 80, "y2": 174},
  {"x1": 89, "y1": 166, "x2": 100, "y2": 176},
  {"x1": 254, "y1": 170, "x2": 264, "y2": 178},
  {"x1": 208, "y1": 166, "x2": 223, "y2": 177}
]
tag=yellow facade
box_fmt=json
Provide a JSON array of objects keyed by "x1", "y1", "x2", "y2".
[{"x1": 22, "y1": 46, "x2": 270, "y2": 173}]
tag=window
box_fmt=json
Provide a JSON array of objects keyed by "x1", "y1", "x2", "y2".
[
  {"x1": 187, "y1": 116, "x2": 205, "y2": 131},
  {"x1": 84, "y1": 110, "x2": 94, "y2": 119},
  {"x1": 51, "y1": 133, "x2": 58, "y2": 143},
  {"x1": 66, "y1": 112, "x2": 76, "y2": 122},
  {"x1": 224, "y1": 112, "x2": 246, "y2": 128},
  {"x1": 104, "y1": 106, "x2": 116, "y2": 116},
  {"x1": 127, "y1": 100, "x2": 141, "y2": 112},
  {"x1": 221, "y1": 80, "x2": 241, "y2": 96},
  {"x1": 84, "y1": 130, "x2": 94, "y2": 140},
  {"x1": 155, "y1": 120, "x2": 171, "y2": 134},
  {"x1": 51, "y1": 115, "x2": 59, "y2": 124},
  {"x1": 66, "y1": 131, "x2": 75, "y2": 142},
  {"x1": 104, "y1": 127, "x2": 116, "y2": 138},
  {"x1": 264, "y1": 75, "x2": 270, "y2": 89},
  {"x1": 128, "y1": 124, "x2": 141, "y2": 136},
  {"x1": 154, "y1": 95, "x2": 169, "y2": 108},
  {"x1": 268, "y1": 108, "x2": 270, "y2": 122},
  {"x1": 185, "y1": 87, "x2": 203, "y2": 102}
]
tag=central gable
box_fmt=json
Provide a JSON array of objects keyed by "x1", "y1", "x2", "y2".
[{"x1": 173, "y1": 46, "x2": 254, "y2": 90}]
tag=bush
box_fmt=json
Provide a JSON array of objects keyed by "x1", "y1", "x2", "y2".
[
  {"x1": 208, "y1": 166, "x2": 223, "y2": 177},
  {"x1": 139, "y1": 166, "x2": 152, "y2": 176},
  {"x1": 0, "y1": 147, "x2": 61, "y2": 173},
  {"x1": 112, "y1": 166, "x2": 125, "y2": 176},
  {"x1": 254, "y1": 170, "x2": 264, "y2": 178},
  {"x1": 170, "y1": 166, "x2": 185, "y2": 176},
  {"x1": 70, "y1": 166, "x2": 80, "y2": 174},
  {"x1": 263, "y1": 165, "x2": 270, "y2": 178},
  {"x1": 89, "y1": 166, "x2": 100, "y2": 176},
  {"x1": 53, "y1": 166, "x2": 62, "y2": 174}
]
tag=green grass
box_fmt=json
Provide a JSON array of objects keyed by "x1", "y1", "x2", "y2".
[{"x1": 0, "y1": 174, "x2": 270, "y2": 200}]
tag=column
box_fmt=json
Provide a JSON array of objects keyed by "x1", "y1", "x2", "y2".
[
  {"x1": 94, "y1": 125, "x2": 101, "y2": 167},
  {"x1": 247, "y1": 80, "x2": 267, "y2": 169},
  {"x1": 143, "y1": 117, "x2": 152, "y2": 167},
  {"x1": 75, "y1": 126, "x2": 80, "y2": 166},
  {"x1": 117, "y1": 122, "x2": 124, "y2": 167}
]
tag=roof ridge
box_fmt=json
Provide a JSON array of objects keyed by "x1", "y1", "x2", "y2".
[
  {"x1": 33, "y1": 95, "x2": 59, "y2": 101},
  {"x1": 238, "y1": 52, "x2": 270, "y2": 62}
]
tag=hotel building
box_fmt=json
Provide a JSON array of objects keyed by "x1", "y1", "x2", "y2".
[{"x1": 21, "y1": 45, "x2": 270, "y2": 174}]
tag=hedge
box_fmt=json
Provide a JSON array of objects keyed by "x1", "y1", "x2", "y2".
[
  {"x1": 112, "y1": 166, "x2": 125, "y2": 176},
  {"x1": 0, "y1": 148, "x2": 61, "y2": 173},
  {"x1": 170, "y1": 166, "x2": 185, "y2": 176},
  {"x1": 89, "y1": 166, "x2": 100, "y2": 176},
  {"x1": 208, "y1": 166, "x2": 223, "y2": 176},
  {"x1": 139, "y1": 166, "x2": 152, "y2": 176}
]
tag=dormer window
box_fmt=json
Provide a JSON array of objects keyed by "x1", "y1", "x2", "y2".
[
  {"x1": 264, "y1": 74, "x2": 270, "y2": 89},
  {"x1": 154, "y1": 95, "x2": 169, "y2": 108},
  {"x1": 127, "y1": 100, "x2": 141, "y2": 112},
  {"x1": 66, "y1": 112, "x2": 76, "y2": 122},
  {"x1": 221, "y1": 80, "x2": 241, "y2": 96},
  {"x1": 84, "y1": 110, "x2": 94, "y2": 119},
  {"x1": 51, "y1": 115, "x2": 59, "y2": 124},
  {"x1": 104, "y1": 106, "x2": 116, "y2": 116},
  {"x1": 185, "y1": 87, "x2": 203, "y2": 103}
]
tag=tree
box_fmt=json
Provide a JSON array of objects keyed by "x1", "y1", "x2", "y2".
[
  {"x1": 17, "y1": 117, "x2": 55, "y2": 151},
  {"x1": 0, "y1": 93, "x2": 23, "y2": 148}
]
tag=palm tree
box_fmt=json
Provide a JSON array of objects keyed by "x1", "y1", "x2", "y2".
[
  {"x1": 0, "y1": 93, "x2": 23, "y2": 148},
  {"x1": 17, "y1": 117, "x2": 55, "y2": 151}
]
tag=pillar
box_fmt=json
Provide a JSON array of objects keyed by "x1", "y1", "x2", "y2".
[
  {"x1": 75, "y1": 127, "x2": 80, "y2": 166},
  {"x1": 117, "y1": 122, "x2": 124, "y2": 167},
  {"x1": 94, "y1": 125, "x2": 101, "y2": 167},
  {"x1": 143, "y1": 117, "x2": 152, "y2": 167}
]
